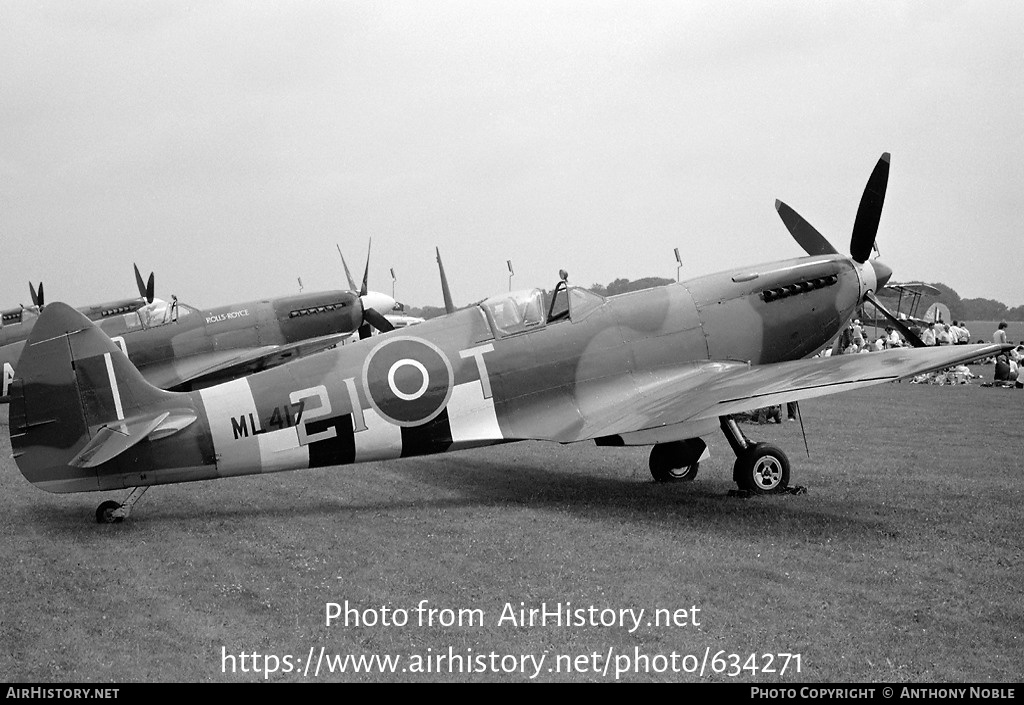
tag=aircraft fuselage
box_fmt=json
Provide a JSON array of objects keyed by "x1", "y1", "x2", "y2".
[
  {"x1": 12, "y1": 253, "x2": 866, "y2": 493},
  {"x1": 1, "y1": 290, "x2": 362, "y2": 399}
]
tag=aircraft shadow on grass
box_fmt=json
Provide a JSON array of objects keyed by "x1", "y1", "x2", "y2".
[{"x1": 19, "y1": 450, "x2": 883, "y2": 541}]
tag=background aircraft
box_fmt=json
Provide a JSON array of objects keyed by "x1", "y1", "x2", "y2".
[
  {"x1": 8, "y1": 154, "x2": 1011, "y2": 522},
  {"x1": 335, "y1": 241, "x2": 413, "y2": 337},
  {"x1": 0, "y1": 259, "x2": 397, "y2": 401},
  {"x1": 0, "y1": 267, "x2": 154, "y2": 328}
]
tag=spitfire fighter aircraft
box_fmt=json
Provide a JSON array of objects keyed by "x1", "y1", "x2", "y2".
[
  {"x1": 9, "y1": 154, "x2": 1010, "y2": 522},
  {"x1": 1, "y1": 268, "x2": 154, "y2": 329},
  {"x1": 0, "y1": 267, "x2": 159, "y2": 396},
  {"x1": 0, "y1": 260, "x2": 397, "y2": 402}
]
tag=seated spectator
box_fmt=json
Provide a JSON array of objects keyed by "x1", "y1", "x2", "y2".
[{"x1": 994, "y1": 355, "x2": 1016, "y2": 383}]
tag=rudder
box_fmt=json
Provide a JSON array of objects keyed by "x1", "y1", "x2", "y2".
[{"x1": 10, "y1": 302, "x2": 175, "y2": 492}]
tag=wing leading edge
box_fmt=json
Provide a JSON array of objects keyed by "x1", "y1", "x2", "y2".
[
  {"x1": 141, "y1": 333, "x2": 351, "y2": 391},
  {"x1": 567, "y1": 344, "x2": 1009, "y2": 443}
]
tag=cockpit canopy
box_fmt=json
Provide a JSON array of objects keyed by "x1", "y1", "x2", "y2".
[
  {"x1": 481, "y1": 289, "x2": 545, "y2": 336},
  {"x1": 125, "y1": 298, "x2": 195, "y2": 330},
  {"x1": 480, "y1": 284, "x2": 604, "y2": 338}
]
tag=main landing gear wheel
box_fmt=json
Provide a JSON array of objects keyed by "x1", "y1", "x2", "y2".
[
  {"x1": 733, "y1": 442, "x2": 790, "y2": 495},
  {"x1": 649, "y1": 439, "x2": 705, "y2": 483},
  {"x1": 96, "y1": 500, "x2": 123, "y2": 524}
]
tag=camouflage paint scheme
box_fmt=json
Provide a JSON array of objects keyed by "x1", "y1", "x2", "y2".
[
  {"x1": 0, "y1": 289, "x2": 387, "y2": 401},
  {"x1": 9, "y1": 152, "x2": 1013, "y2": 518},
  {"x1": 10, "y1": 255, "x2": 1007, "y2": 501}
]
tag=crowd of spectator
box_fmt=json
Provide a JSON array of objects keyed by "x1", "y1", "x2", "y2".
[
  {"x1": 831, "y1": 319, "x2": 976, "y2": 355},
  {"x1": 827, "y1": 318, "x2": 1024, "y2": 387}
]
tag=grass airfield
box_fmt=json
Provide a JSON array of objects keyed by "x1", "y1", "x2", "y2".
[{"x1": 0, "y1": 382, "x2": 1020, "y2": 683}]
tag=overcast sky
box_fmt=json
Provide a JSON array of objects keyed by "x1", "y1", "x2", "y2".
[{"x1": 2, "y1": 1, "x2": 1022, "y2": 311}]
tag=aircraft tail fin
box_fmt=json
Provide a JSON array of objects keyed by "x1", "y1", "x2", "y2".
[{"x1": 9, "y1": 302, "x2": 187, "y2": 493}]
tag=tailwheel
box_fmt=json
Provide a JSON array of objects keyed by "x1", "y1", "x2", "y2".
[
  {"x1": 96, "y1": 500, "x2": 124, "y2": 524},
  {"x1": 649, "y1": 439, "x2": 706, "y2": 483},
  {"x1": 94, "y1": 486, "x2": 149, "y2": 524},
  {"x1": 733, "y1": 442, "x2": 790, "y2": 494}
]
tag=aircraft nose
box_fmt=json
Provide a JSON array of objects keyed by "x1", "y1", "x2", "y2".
[
  {"x1": 361, "y1": 291, "x2": 397, "y2": 312},
  {"x1": 871, "y1": 259, "x2": 893, "y2": 291}
]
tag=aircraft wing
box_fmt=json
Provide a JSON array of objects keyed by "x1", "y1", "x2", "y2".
[
  {"x1": 881, "y1": 282, "x2": 941, "y2": 296},
  {"x1": 571, "y1": 343, "x2": 1008, "y2": 442},
  {"x1": 143, "y1": 332, "x2": 353, "y2": 391}
]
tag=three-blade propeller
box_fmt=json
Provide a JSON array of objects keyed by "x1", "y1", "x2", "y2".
[
  {"x1": 134, "y1": 264, "x2": 156, "y2": 304},
  {"x1": 776, "y1": 153, "x2": 925, "y2": 348},
  {"x1": 28, "y1": 281, "x2": 44, "y2": 310},
  {"x1": 28, "y1": 265, "x2": 157, "y2": 313},
  {"x1": 336, "y1": 240, "x2": 396, "y2": 339},
  {"x1": 436, "y1": 247, "x2": 455, "y2": 315}
]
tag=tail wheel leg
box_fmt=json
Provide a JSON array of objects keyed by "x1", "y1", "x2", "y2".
[{"x1": 95, "y1": 486, "x2": 149, "y2": 524}]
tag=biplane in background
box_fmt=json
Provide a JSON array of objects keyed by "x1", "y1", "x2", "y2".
[
  {"x1": 8, "y1": 154, "x2": 1011, "y2": 522},
  {"x1": 877, "y1": 282, "x2": 941, "y2": 322},
  {"x1": 855, "y1": 281, "x2": 943, "y2": 340},
  {"x1": 1, "y1": 257, "x2": 398, "y2": 401}
]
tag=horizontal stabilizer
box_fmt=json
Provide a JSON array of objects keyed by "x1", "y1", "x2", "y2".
[
  {"x1": 68, "y1": 410, "x2": 198, "y2": 468},
  {"x1": 70, "y1": 412, "x2": 170, "y2": 468}
]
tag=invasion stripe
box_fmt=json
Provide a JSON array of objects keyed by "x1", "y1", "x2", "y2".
[
  {"x1": 257, "y1": 426, "x2": 309, "y2": 473},
  {"x1": 400, "y1": 408, "x2": 453, "y2": 458},
  {"x1": 307, "y1": 415, "x2": 357, "y2": 468},
  {"x1": 447, "y1": 381, "x2": 502, "y2": 444},
  {"x1": 198, "y1": 379, "x2": 261, "y2": 477},
  {"x1": 353, "y1": 408, "x2": 403, "y2": 462}
]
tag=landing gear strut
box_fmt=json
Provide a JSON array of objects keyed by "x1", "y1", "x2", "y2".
[
  {"x1": 719, "y1": 417, "x2": 790, "y2": 494},
  {"x1": 649, "y1": 438, "x2": 707, "y2": 483},
  {"x1": 95, "y1": 487, "x2": 149, "y2": 523}
]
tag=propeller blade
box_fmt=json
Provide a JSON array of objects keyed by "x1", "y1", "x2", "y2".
[
  {"x1": 865, "y1": 291, "x2": 926, "y2": 348},
  {"x1": 830, "y1": 333, "x2": 844, "y2": 357},
  {"x1": 134, "y1": 264, "x2": 156, "y2": 303},
  {"x1": 360, "y1": 239, "x2": 372, "y2": 297},
  {"x1": 850, "y1": 153, "x2": 890, "y2": 263},
  {"x1": 436, "y1": 247, "x2": 454, "y2": 314},
  {"x1": 358, "y1": 324, "x2": 371, "y2": 340},
  {"x1": 29, "y1": 282, "x2": 42, "y2": 308},
  {"x1": 336, "y1": 245, "x2": 358, "y2": 291},
  {"x1": 134, "y1": 264, "x2": 147, "y2": 300},
  {"x1": 363, "y1": 307, "x2": 395, "y2": 334},
  {"x1": 775, "y1": 200, "x2": 838, "y2": 257}
]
